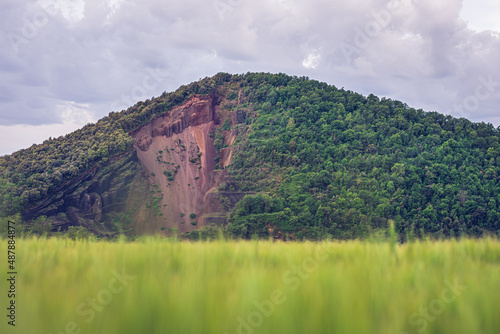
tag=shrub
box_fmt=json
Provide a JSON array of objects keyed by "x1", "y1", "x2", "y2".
[
  {"x1": 66, "y1": 226, "x2": 93, "y2": 240},
  {"x1": 30, "y1": 216, "x2": 53, "y2": 236}
]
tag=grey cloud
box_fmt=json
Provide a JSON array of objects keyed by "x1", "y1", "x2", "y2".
[
  {"x1": 0, "y1": 0, "x2": 499, "y2": 154},
  {"x1": 0, "y1": 86, "x2": 15, "y2": 104}
]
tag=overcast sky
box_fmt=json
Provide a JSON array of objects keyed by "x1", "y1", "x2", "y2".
[{"x1": 1, "y1": 0, "x2": 499, "y2": 156}]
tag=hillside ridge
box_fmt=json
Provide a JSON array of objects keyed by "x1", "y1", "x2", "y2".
[{"x1": 1, "y1": 72, "x2": 499, "y2": 240}]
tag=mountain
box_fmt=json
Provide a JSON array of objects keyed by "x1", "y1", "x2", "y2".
[{"x1": 1, "y1": 73, "x2": 499, "y2": 240}]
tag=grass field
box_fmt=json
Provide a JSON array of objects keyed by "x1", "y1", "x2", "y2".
[{"x1": 1, "y1": 237, "x2": 499, "y2": 334}]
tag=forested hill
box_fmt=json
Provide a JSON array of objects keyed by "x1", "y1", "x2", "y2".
[{"x1": 1, "y1": 73, "x2": 500, "y2": 239}]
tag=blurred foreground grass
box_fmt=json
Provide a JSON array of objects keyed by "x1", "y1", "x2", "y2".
[{"x1": 1, "y1": 237, "x2": 499, "y2": 334}]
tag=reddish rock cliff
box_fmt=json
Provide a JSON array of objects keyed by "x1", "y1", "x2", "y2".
[
  {"x1": 21, "y1": 91, "x2": 246, "y2": 236},
  {"x1": 130, "y1": 94, "x2": 221, "y2": 233},
  {"x1": 132, "y1": 95, "x2": 216, "y2": 152}
]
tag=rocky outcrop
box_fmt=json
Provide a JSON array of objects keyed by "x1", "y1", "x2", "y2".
[
  {"x1": 22, "y1": 151, "x2": 145, "y2": 231},
  {"x1": 132, "y1": 94, "x2": 218, "y2": 152},
  {"x1": 136, "y1": 135, "x2": 153, "y2": 151},
  {"x1": 21, "y1": 91, "x2": 246, "y2": 236},
  {"x1": 128, "y1": 93, "x2": 221, "y2": 234}
]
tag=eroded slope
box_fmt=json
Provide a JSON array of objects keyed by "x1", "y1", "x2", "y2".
[{"x1": 130, "y1": 95, "x2": 218, "y2": 233}]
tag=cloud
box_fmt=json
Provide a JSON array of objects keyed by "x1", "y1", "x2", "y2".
[
  {"x1": 0, "y1": 102, "x2": 93, "y2": 156},
  {"x1": 461, "y1": 0, "x2": 500, "y2": 33},
  {"x1": 1, "y1": 0, "x2": 499, "y2": 155},
  {"x1": 302, "y1": 50, "x2": 321, "y2": 69}
]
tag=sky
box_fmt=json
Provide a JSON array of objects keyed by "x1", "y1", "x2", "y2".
[{"x1": 0, "y1": 0, "x2": 499, "y2": 156}]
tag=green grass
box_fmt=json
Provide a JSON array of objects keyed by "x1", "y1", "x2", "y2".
[{"x1": 1, "y1": 237, "x2": 499, "y2": 334}]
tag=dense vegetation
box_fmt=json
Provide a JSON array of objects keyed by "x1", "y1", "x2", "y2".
[
  {"x1": 1, "y1": 73, "x2": 500, "y2": 239},
  {"x1": 0, "y1": 74, "x2": 231, "y2": 216},
  {"x1": 2, "y1": 237, "x2": 499, "y2": 334},
  {"x1": 222, "y1": 74, "x2": 500, "y2": 240}
]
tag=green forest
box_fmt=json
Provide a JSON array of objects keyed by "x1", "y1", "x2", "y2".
[{"x1": 1, "y1": 73, "x2": 500, "y2": 240}]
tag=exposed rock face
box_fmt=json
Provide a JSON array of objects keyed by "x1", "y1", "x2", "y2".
[
  {"x1": 136, "y1": 135, "x2": 153, "y2": 151},
  {"x1": 22, "y1": 152, "x2": 145, "y2": 230},
  {"x1": 132, "y1": 95, "x2": 216, "y2": 152},
  {"x1": 129, "y1": 93, "x2": 221, "y2": 234},
  {"x1": 219, "y1": 128, "x2": 238, "y2": 168},
  {"x1": 22, "y1": 92, "x2": 242, "y2": 236},
  {"x1": 80, "y1": 193, "x2": 102, "y2": 221}
]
